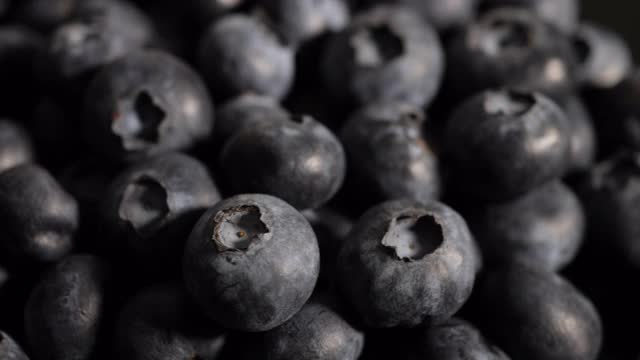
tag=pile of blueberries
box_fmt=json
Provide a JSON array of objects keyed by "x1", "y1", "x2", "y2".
[{"x1": 1, "y1": 0, "x2": 639, "y2": 359}]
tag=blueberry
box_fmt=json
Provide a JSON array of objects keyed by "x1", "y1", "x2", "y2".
[
  {"x1": 337, "y1": 200, "x2": 480, "y2": 327},
  {"x1": 565, "y1": 96, "x2": 597, "y2": 173},
  {"x1": 24, "y1": 255, "x2": 109, "y2": 360},
  {"x1": 115, "y1": 283, "x2": 225, "y2": 360},
  {"x1": 0, "y1": 164, "x2": 78, "y2": 263},
  {"x1": 183, "y1": 194, "x2": 320, "y2": 331},
  {"x1": 46, "y1": 0, "x2": 155, "y2": 82},
  {"x1": 198, "y1": 14, "x2": 295, "y2": 100},
  {"x1": 445, "y1": 89, "x2": 571, "y2": 201},
  {"x1": 580, "y1": 152, "x2": 640, "y2": 267},
  {"x1": 220, "y1": 114, "x2": 346, "y2": 210},
  {"x1": 214, "y1": 93, "x2": 289, "y2": 148},
  {"x1": 340, "y1": 101, "x2": 441, "y2": 208},
  {"x1": 413, "y1": 318, "x2": 510, "y2": 360},
  {"x1": 480, "y1": 0, "x2": 579, "y2": 33},
  {"x1": 101, "y1": 152, "x2": 220, "y2": 261},
  {"x1": 84, "y1": 50, "x2": 214, "y2": 163},
  {"x1": 0, "y1": 331, "x2": 29, "y2": 360},
  {"x1": 478, "y1": 264, "x2": 602, "y2": 360},
  {"x1": 573, "y1": 23, "x2": 632, "y2": 90},
  {"x1": 322, "y1": 5, "x2": 444, "y2": 107},
  {"x1": 251, "y1": 297, "x2": 365, "y2": 360},
  {"x1": 261, "y1": 0, "x2": 350, "y2": 47},
  {"x1": 445, "y1": 8, "x2": 577, "y2": 105},
  {"x1": 0, "y1": 119, "x2": 34, "y2": 174},
  {"x1": 469, "y1": 181, "x2": 584, "y2": 272},
  {"x1": 363, "y1": 0, "x2": 478, "y2": 30}
]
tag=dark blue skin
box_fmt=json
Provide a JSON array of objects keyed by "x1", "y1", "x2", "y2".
[
  {"x1": 0, "y1": 164, "x2": 78, "y2": 263},
  {"x1": 101, "y1": 152, "x2": 221, "y2": 263},
  {"x1": 565, "y1": 96, "x2": 597, "y2": 173},
  {"x1": 362, "y1": 0, "x2": 478, "y2": 30},
  {"x1": 198, "y1": 14, "x2": 295, "y2": 100},
  {"x1": 480, "y1": 0, "x2": 579, "y2": 33},
  {"x1": 183, "y1": 194, "x2": 320, "y2": 332},
  {"x1": 46, "y1": 0, "x2": 155, "y2": 81},
  {"x1": 478, "y1": 264, "x2": 602, "y2": 360},
  {"x1": 412, "y1": 318, "x2": 510, "y2": 360},
  {"x1": 0, "y1": 119, "x2": 34, "y2": 174},
  {"x1": 445, "y1": 8, "x2": 577, "y2": 105},
  {"x1": 337, "y1": 200, "x2": 480, "y2": 328},
  {"x1": 220, "y1": 114, "x2": 346, "y2": 210},
  {"x1": 249, "y1": 297, "x2": 365, "y2": 360},
  {"x1": 322, "y1": 5, "x2": 444, "y2": 107},
  {"x1": 24, "y1": 255, "x2": 109, "y2": 360},
  {"x1": 340, "y1": 101, "x2": 441, "y2": 208},
  {"x1": 115, "y1": 283, "x2": 226, "y2": 360},
  {"x1": 469, "y1": 181, "x2": 585, "y2": 272},
  {"x1": 261, "y1": 0, "x2": 350, "y2": 47},
  {"x1": 0, "y1": 331, "x2": 29, "y2": 360},
  {"x1": 580, "y1": 152, "x2": 640, "y2": 267},
  {"x1": 214, "y1": 93, "x2": 289, "y2": 148},
  {"x1": 573, "y1": 23, "x2": 632, "y2": 90},
  {"x1": 84, "y1": 50, "x2": 214, "y2": 163},
  {"x1": 445, "y1": 89, "x2": 572, "y2": 201}
]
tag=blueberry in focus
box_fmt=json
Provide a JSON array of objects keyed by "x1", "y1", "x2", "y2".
[
  {"x1": 0, "y1": 164, "x2": 78, "y2": 263},
  {"x1": 362, "y1": 0, "x2": 478, "y2": 31},
  {"x1": 340, "y1": 101, "x2": 441, "y2": 209},
  {"x1": 115, "y1": 283, "x2": 225, "y2": 360},
  {"x1": 84, "y1": 50, "x2": 214, "y2": 163},
  {"x1": 101, "y1": 152, "x2": 220, "y2": 264},
  {"x1": 580, "y1": 152, "x2": 640, "y2": 267},
  {"x1": 469, "y1": 181, "x2": 584, "y2": 272},
  {"x1": 24, "y1": 255, "x2": 109, "y2": 360},
  {"x1": 445, "y1": 89, "x2": 571, "y2": 201},
  {"x1": 248, "y1": 297, "x2": 364, "y2": 360},
  {"x1": 220, "y1": 114, "x2": 345, "y2": 210},
  {"x1": 0, "y1": 119, "x2": 34, "y2": 174},
  {"x1": 479, "y1": 0, "x2": 579, "y2": 33},
  {"x1": 478, "y1": 264, "x2": 602, "y2": 360},
  {"x1": 573, "y1": 22, "x2": 632, "y2": 90},
  {"x1": 412, "y1": 317, "x2": 510, "y2": 360},
  {"x1": 445, "y1": 8, "x2": 577, "y2": 105},
  {"x1": 214, "y1": 93, "x2": 289, "y2": 148},
  {"x1": 322, "y1": 5, "x2": 444, "y2": 107},
  {"x1": 0, "y1": 330, "x2": 29, "y2": 360},
  {"x1": 198, "y1": 14, "x2": 295, "y2": 100},
  {"x1": 337, "y1": 200, "x2": 480, "y2": 327},
  {"x1": 183, "y1": 194, "x2": 320, "y2": 331},
  {"x1": 261, "y1": 0, "x2": 350, "y2": 47}
]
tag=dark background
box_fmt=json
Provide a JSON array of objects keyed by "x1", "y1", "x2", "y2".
[{"x1": 583, "y1": 1, "x2": 639, "y2": 57}]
